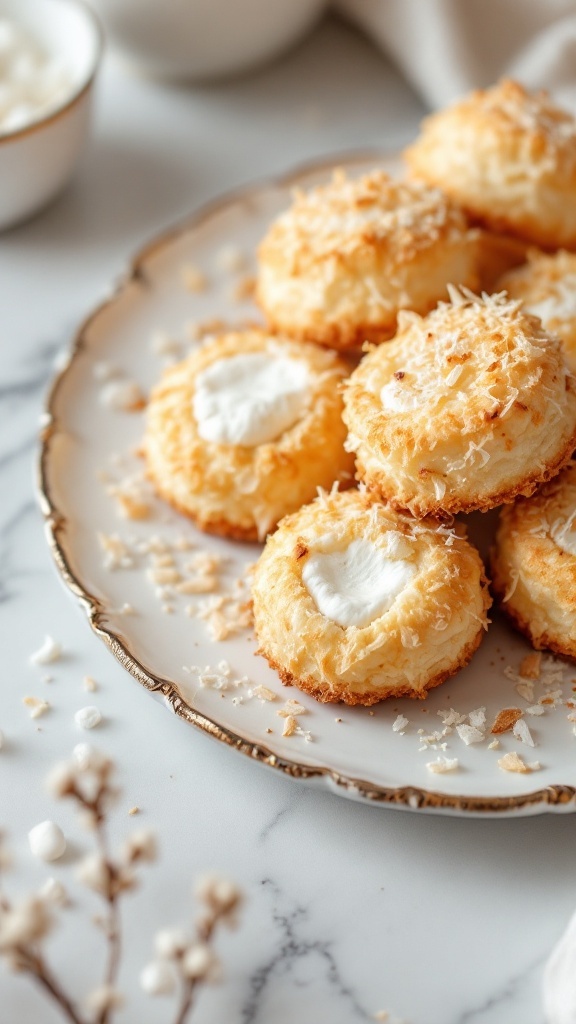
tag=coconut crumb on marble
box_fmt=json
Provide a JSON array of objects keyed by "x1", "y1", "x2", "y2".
[
  {"x1": 497, "y1": 751, "x2": 533, "y2": 773},
  {"x1": 513, "y1": 718, "x2": 535, "y2": 746},
  {"x1": 23, "y1": 696, "x2": 50, "y2": 719},
  {"x1": 488, "y1": 738, "x2": 500, "y2": 750},
  {"x1": 83, "y1": 675, "x2": 98, "y2": 693},
  {"x1": 74, "y1": 706, "x2": 102, "y2": 730},
  {"x1": 392, "y1": 714, "x2": 409, "y2": 733},
  {"x1": 525, "y1": 705, "x2": 546, "y2": 716},
  {"x1": 30, "y1": 635, "x2": 62, "y2": 666},
  {"x1": 128, "y1": 806, "x2": 140, "y2": 816},
  {"x1": 277, "y1": 699, "x2": 307, "y2": 718},
  {"x1": 426, "y1": 755, "x2": 459, "y2": 774},
  {"x1": 181, "y1": 263, "x2": 208, "y2": 292}
]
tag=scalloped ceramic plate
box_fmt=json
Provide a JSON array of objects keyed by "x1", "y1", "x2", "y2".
[{"x1": 39, "y1": 153, "x2": 576, "y2": 816}]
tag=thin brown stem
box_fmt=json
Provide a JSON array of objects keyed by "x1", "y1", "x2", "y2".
[
  {"x1": 93, "y1": 802, "x2": 122, "y2": 1024},
  {"x1": 173, "y1": 977, "x2": 197, "y2": 1024},
  {"x1": 22, "y1": 950, "x2": 87, "y2": 1024},
  {"x1": 170, "y1": 914, "x2": 221, "y2": 1024}
]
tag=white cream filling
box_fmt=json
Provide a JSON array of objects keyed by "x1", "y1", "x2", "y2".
[
  {"x1": 302, "y1": 536, "x2": 416, "y2": 628},
  {"x1": 380, "y1": 378, "x2": 423, "y2": 413},
  {"x1": 526, "y1": 278, "x2": 576, "y2": 325},
  {"x1": 193, "y1": 352, "x2": 310, "y2": 447}
]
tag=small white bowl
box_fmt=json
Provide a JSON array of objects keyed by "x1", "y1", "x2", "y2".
[
  {"x1": 85, "y1": 0, "x2": 326, "y2": 81},
  {"x1": 0, "y1": 0, "x2": 102, "y2": 231}
]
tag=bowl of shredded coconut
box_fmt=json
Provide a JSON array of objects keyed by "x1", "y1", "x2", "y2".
[{"x1": 0, "y1": 0, "x2": 102, "y2": 230}]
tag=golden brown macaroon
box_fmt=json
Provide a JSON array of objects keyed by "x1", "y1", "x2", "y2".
[
  {"x1": 491, "y1": 460, "x2": 576, "y2": 658},
  {"x1": 405, "y1": 79, "x2": 576, "y2": 250},
  {"x1": 252, "y1": 488, "x2": 491, "y2": 705},
  {"x1": 144, "y1": 330, "x2": 354, "y2": 541},
  {"x1": 342, "y1": 288, "x2": 576, "y2": 519},
  {"x1": 498, "y1": 250, "x2": 576, "y2": 373},
  {"x1": 256, "y1": 169, "x2": 479, "y2": 352}
]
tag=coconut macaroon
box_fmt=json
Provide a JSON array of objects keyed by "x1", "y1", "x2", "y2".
[
  {"x1": 405, "y1": 79, "x2": 576, "y2": 250},
  {"x1": 144, "y1": 330, "x2": 354, "y2": 541},
  {"x1": 342, "y1": 289, "x2": 576, "y2": 519},
  {"x1": 498, "y1": 250, "x2": 576, "y2": 373},
  {"x1": 256, "y1": 169, "x2": 479, "y2": 351},
  {"x1": 252, "y1": 489, "x2": 491, "y2": 705},
  {"x1": 491, "y1": 461, "x2": 576, "y2": 659}
]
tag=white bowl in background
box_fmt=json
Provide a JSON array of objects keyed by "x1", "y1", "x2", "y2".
[
  {"x1": 85, "y1": 0, "x2": 326, "y2": 80},
  {"x1": 0, "y1": 0, "x2": 102, "y2": 231}
]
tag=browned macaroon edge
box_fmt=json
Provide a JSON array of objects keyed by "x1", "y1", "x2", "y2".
[
  {"x1": 490, "y1": 550, "x2": 576, "y2": 661},
  {"x1": 355, "y1": 423, "x2": 576, "y2": 521},
  {"x1": 256, "y1": 622, "x2": 487, "y2": 707}
]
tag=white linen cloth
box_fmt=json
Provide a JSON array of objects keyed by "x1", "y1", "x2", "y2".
[
  {"x1": 336, "y1": 0, "x2": 576, "y2": 109},
  {"x1": 543, "y1": 906, "x2": 576, "y2": 1024}
]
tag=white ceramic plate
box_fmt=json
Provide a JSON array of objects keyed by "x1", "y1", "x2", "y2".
[{"x1": 39, "y1": 153, "x2": 576, "y2": 817}]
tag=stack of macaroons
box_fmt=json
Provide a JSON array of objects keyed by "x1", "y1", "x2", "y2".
[{"x1": 145, "y1": 79, "x2": 576, "y2": 706}]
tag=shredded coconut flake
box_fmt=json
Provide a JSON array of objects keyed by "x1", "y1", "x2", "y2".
[
  {"x1": 498, "y1": 751, "x2": 531, "y2": 773},
  {"x1": 23, "y1": 696, "x2": 50, "y2": 719},
  {"x1": 513, "y1": 718, "x2": 535, "y2": 746},
  {"x1": 392, "y1": 714, "x2": 409, "y2": 733},
  {"x1": 29, "y1": 635, "x2": 62, "y2": 666},
  {"x1": 426, "y1": 755, "x2": 459, "y2": 774},
  {"x1": 456, "y1": 724, "x2": 484, "y2": 746}
]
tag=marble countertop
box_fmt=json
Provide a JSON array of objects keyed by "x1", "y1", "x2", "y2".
[{"x1": 0, "y1": 15, "x2": 574, "y2": 1023}]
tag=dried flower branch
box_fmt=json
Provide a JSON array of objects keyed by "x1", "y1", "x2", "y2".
[
  {"x1": 0, "y1": 746, "x2": 242, "y2": 1024},
  {"x1": 140, "y1": 872, "x2": 243, "y2": 1024}
]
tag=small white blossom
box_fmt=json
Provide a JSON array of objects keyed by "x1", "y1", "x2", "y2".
[
  {"x1": 28, "y1": 821, "x2": 66, "y2": 862},
  {"x1": 194, "y1": 874, "x2": 242, "y2": 914},
  {"x1": 154, "y1": 927, "x2": 189, "y2": 960},
  {"x1": 0, "y1": 898, "x2": 53, "y2": 950},
  {"x1": 76, "y1": 853, "x2": 110, "y2": 895},
  {"x1": 182, "y1": 943, "x2": 218, "y2": 981},
  {"x1": 140, "y1": 960, "x2": 176, "y2": 996},
  {"x1": 86, "y1": 985, "x2": 124, "y2": 1014},
  {"x1": 122, "y1": 829, "x2": 157, "y2": 864},
  {"x1": 39, "y1": 878, "x2": 69, "y2": 906},
  {"x1": 45, "y1": 761, "x2": 77, "y2": 798}
]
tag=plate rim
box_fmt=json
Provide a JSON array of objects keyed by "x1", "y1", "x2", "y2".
[{"x1": 37, "y1": 149, "x2": 576, "y2": 816}]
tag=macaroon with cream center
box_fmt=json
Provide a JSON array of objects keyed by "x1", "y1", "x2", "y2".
[
  {"x1": 252, "y1": 488, "x2": 491, "y2": 705},
  {"x1": 498, "y1": 250, "x2": 576, "y2": 374},
  {"x1": 491, "y1": 460, "x2": 576, "y2": 658},
  {"x1": 343, "y1": 288, "x2": 576, "y2": 519},
  {"x1": 256, "y1": 168, "x2": 480, "y2": 351},
  {"x1": 144, "y1": 329, "x2": 354, "y2": 541},
  {"x1": 192, "y1": 350, "x2": 310, "y2": 447}
]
